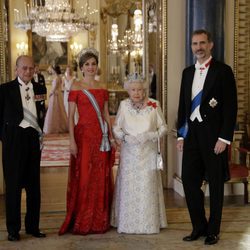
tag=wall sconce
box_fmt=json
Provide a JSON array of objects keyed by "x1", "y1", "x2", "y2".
[
  {"x1": 70, "y1": 42, "x2": 83, "y2": 59},
  {"x1": 16, "y1": 42, "x2": 28, "y2": 56}
]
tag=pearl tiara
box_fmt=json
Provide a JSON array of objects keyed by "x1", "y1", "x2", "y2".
[{"x1": 77, "y1": 47, "x2": 99, "y2": 61}]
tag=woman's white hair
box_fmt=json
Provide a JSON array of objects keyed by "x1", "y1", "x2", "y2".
[{"x1": 123, "y1": 79, "x2": 150, "y2": 99}]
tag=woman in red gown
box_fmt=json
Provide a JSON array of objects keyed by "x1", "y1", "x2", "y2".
[{"x1": 59, "y1": 48, "x2": 115, "y2": 235}]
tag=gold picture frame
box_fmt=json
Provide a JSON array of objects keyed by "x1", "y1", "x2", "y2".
[{"x1": 0, "y1": 1, "x2": 9, "y2": 83}]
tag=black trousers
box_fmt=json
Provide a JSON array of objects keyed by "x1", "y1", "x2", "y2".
[
  {"x1": 181, "y1": 120, "x2": 227, "y2": 235},
  {"x1": 2, "y1": 126, "x2": 41, "y2": 235}
]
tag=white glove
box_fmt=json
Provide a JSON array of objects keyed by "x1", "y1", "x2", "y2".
[
  {"x1": 137, "y1": 132, "x2": 158, "y2": 144},
  {"x1": 124, "y1": 135, "x2": 140, "y2": 145}
]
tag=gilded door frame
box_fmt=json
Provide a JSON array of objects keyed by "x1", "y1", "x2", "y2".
[
  {"x1": 0, "y1": 1, "x2": 9, "y2": 84},
  {"x1": 234, "y1": 0, "x2": 250, "y2": 129}
]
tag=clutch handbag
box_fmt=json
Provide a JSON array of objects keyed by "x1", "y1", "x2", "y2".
[{"x1": 157, "y1": 138, "x2": 164, "y2": 170}]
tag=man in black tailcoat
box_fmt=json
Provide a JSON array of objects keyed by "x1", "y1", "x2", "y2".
[
  {"x1": 176, "y1": 30, "x2": 237, "y2": 245},
  {"x1": 0, "y1": 55, "x2": 46, "y2": 241}
]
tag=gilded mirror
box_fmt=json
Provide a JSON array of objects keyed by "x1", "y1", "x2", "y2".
[
  {"x1": 100, "y1": 0, "x2": 168, "y2": 185},
  {"x1": 101, "y1": 0, "x2": 144, "y2": 89}
]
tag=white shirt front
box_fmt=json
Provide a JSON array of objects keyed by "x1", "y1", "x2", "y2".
[
  {"x1": 18, "y1": 77, "x2": 38, "y2": 129},
  {"x1": 190, "y1": 56, "x2": 212, "y2": 122}
]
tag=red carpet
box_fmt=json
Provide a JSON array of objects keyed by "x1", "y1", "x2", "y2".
[{"x1": 41, "y1": 133, "x2": 70, "y2": 167}]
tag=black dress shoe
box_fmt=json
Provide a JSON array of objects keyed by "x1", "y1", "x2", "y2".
[
  {"x1": 183, "y1": 230, "x2": 207, "y2": 241},
  {"x1": 8, "y1": 233, "x2": 20, "y2": 241},
  {"x1": 26, "y1": 231, "x2": 46, "y2": 238},
  {"x1": 204, "y1": 234, "x2": 219, "y2": 245}
]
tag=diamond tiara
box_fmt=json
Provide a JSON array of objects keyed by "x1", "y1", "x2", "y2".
[
  {"x1": 77, "y1": 47, "x2": 99, "y2": 60},
  {"x1": 123, "y1": 73, "x2": 147, "y2": 90},
  {"x1": 125, "y1": 73, "x2": 145, "y2": 83}
]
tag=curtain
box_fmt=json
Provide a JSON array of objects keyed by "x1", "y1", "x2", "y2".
[{"x1": 186, "y1": 0, "x2": 225, "y2": 66}]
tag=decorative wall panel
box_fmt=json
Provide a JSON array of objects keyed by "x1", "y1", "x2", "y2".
[
  {"x1": 234, "y1": 0, "x2": 250, "y2": 129},
  {"x1": 0, "y1": 1, "x2": 9, "y2": 84}
]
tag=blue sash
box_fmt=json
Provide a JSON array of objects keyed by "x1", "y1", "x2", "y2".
[
  {"x1": 178, "y1": 120, "x2": 188, "y2": 138},
  {"x1": 178, "y1": 90, "x2": 203, "y2": 138},
  {"x1": 191, "y1": 90, "x2": 202, "y2": 113}
]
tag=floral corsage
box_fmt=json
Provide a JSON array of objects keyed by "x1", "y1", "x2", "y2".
[
  {"x1": 209, "y1": 98, "x2": 218, "y2": 108},
  {"x1": 147, "y1": 101, "x2": 157, "y2": 109}
]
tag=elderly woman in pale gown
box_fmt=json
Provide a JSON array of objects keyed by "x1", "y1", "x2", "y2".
[{"x1": 111, "y1": 78, "x2": 168, "y2": 234}]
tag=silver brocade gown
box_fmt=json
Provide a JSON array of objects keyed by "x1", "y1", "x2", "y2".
[{"x1": 111, "y1": 98, "x2": 168, "y2": 234}]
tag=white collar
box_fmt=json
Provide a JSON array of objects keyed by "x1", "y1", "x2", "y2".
[
  {"x1": 18, "y1": 77, "x2": 33, "y2": 89},
  {"x1": 195, "y1": 56, "x2": 212, "y2": 69}
]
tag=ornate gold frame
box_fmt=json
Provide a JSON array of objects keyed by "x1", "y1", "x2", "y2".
[
  {"x1": 100, "y1": 0, "x2": 168, "y2": 185},
  {"x1": 0, "y1": 5, "x2": 4, "y2": 83},
  {"x1": 0, "y1": 2, "x2": 9, "y2": 84},
  {"x1": 161, "y1": 0, "x2": 168, "y2": 187},
  {"x1": 234, "y1": 0, "x2": 250, "y2": 129}
]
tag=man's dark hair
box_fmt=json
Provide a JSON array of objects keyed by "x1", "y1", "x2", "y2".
[
  {"x1": 52, "y1": 65, "x2": 61, "y2": 75},
  {"x1": 79, "y1": 52, "x2": 99, "y2": 69},
  {"x1": 192, "y1": 29, "x2": 213, "y2": 42}
]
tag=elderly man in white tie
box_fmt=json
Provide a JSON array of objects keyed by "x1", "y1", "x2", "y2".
[{"x1": 0, "y1": 55, "x2": 46, "y2": 241}]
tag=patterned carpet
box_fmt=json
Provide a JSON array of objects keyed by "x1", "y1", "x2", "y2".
[
  {"x1": 41, "y1": 133, "x2": 120, "y2": 167},
  {"x1": 41, "y1": 134, "x2": 70, "y2": 167},
  {"x1": 0, "y1": 207, "x2": 250, "y2": 249}
]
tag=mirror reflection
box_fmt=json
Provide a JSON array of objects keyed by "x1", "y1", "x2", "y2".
[
  {"x1": 103, "y1": 0, "x2": 143, "y2": 89},
  {"x1": 147, "y1": 0, "x2": 161, "y2": 101}
]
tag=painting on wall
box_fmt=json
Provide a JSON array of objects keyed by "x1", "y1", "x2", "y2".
[{"x1": 31, "y1": 32, "x2": 68, "y2": 69}]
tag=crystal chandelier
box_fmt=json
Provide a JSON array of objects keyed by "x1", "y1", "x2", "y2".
[
  {"x1": 108, "y1": 23, "x2": 120, "y2": 53},
  {"x1": 14, "y1": 0, "x2": 98, "y2": 42}
]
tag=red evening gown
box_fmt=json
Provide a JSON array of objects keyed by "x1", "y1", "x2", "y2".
[{"x1": 59, "y1": 89, "x2": 115, "y2": 235}]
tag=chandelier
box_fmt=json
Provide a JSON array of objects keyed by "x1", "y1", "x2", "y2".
[
  {"x1": 108, "y1": 6, "x2": 143, "y2": 55},
  {"x1": 14, "y1": 0, "x2": 98, "y2": 42},
  {"x1": 108, "y1": 23, "x2": 120, "y2": 53}
]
